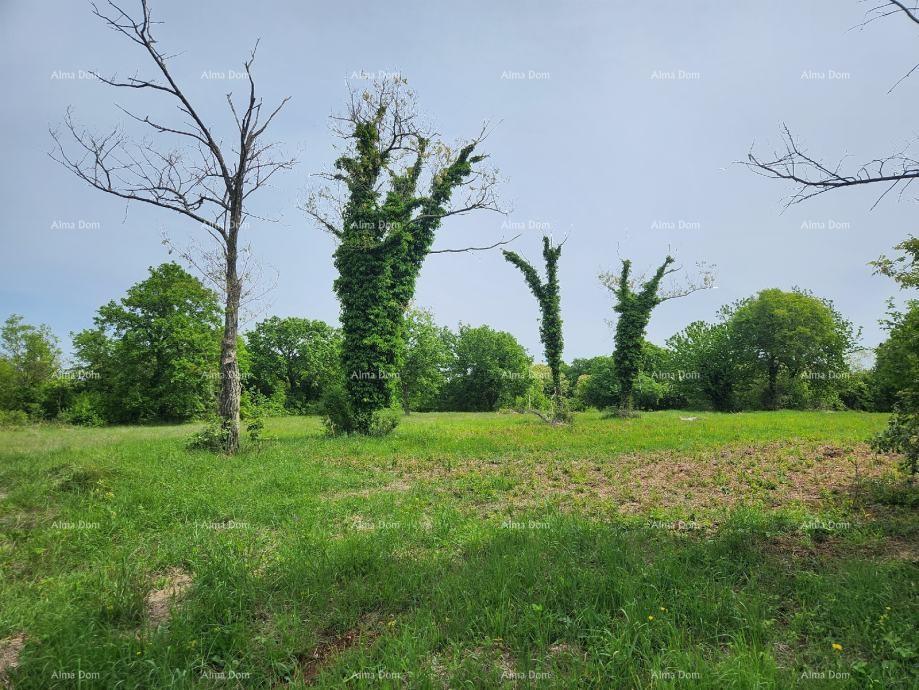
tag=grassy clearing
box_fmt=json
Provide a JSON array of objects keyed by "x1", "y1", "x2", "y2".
[{"x1": 0, "y1": 411, "x2": 915, "y2": 688}]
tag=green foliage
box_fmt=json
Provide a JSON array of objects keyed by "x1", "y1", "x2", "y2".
[
  {"x1": 245, "y1": 403, "x2": 266, "y2": 444},
  {"x1": 0, "y1": 409, "x2": 29, "y2": 427},
  {"x1": 0, "y1": 314, "x2": 62, "y2": 417},
  {"x1": 186, "y1": 416, "x2": 231, "y2": 452},
  {"x1": 326, "y1": 79, "x2": 493, "y2": 434},
  {"x1": 399, "y1": 305, "x2": 454, "y2": 413},
  {"x1": 667, "y1": 320, "x2": 748, "y2": 411},
  {"x1": 502, "y1": 236, "x2": 565, "y2": 418},
  {"x1": 872, "y1": 390, "x2": 919, "y2": 476},
  {"x1": 245, "y1": 316, "x2": 341, "y2": 413},
  {"x1": 872, "y1": 239, "x2": 919, "y2": 475},
  {"x1": 72, "y1": 263, "x2": 222, "y2": 424},
  {"x1": 871, "y1": 235, "x2": 918, "y2": 290},
  {"x1": 873, "y1": 301, "x2": 919, "y2": 411},
  {"x1": 59, "y1": 392, "x2": 105, "y2": 427},
  {"x1": 727, "y1": 289, "x2": 858, "y2": 410},
  {"x1": 443, "y1": 324, "x2": 532, "y2": 411},
  {"x1": 574, "y1": 356, "x2": 619, "y2": 410}
]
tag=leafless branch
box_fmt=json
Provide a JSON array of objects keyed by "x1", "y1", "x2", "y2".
[{"x1": 429, "y1": 234, "x2": 520, "y2": 254}]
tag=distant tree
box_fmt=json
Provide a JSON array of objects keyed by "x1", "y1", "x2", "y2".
[
  {"x1": 73, "y1": 263, "x2": 221, "y2": 423},
  {"x1": 399, "y1": 306, "x2": 453, "y2": 414},
  {"x1": 50, "y1": 1, "x2": 293, "y2": 451},
  {"x1": 246, "y1": 317, "x2": 341, "y2": 413},
  {"x1": 727, "y1": 289, "x2": 856, "y2": 410},
  {"x1": 575, "y1": 356, "x2": 619, "y2": 411},
  {"x1": 443, "y1": 325, "x2": 531, "y2": 412},
  {"x1": 305, "y1": 77, "x2": 503, "y2": 434},
  {"x1": 666, "y1": 320, "x2": 748, "y2": 411},
  {"x1": 600, "y1": 256, "x2": 714, "y2": 412},
  {"x1": 0, "y1": 315, "x2": 62, "y2": 416},
  {"x1": 503, "y1": 236, "x2": 567, "y2": 420}
]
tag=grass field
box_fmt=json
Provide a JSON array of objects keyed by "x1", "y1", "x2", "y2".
[{"x1": 0, "y1": 411, "x2": 916, "y2": 688}]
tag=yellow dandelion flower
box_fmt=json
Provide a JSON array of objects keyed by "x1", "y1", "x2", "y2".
[
  {"x1": 832, "y1": 643, "x2": 842, "y2": 652},
  {"x1": 648, "y1": 615, "x2": 654, "y2": 621}
]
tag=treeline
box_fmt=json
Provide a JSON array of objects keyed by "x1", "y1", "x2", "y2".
[{"x1": 2, "y1": 261, "x2": 914, "y2": 426}]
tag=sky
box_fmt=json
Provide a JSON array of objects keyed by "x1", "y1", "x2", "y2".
[{"x1": 1, "y1": 0, "x2": 916, "y2": 363}]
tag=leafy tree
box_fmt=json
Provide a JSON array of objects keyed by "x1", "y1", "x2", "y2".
[
  {"x1": 0, "y1": 315, "x2": 62, "y2": 416},
  {"x1": 575, "y1": 356, "x2": 619, "y2": 411},
  {"x1": 72, "y1": 263, "x2": 221, "y2": 423},
  {"x1": 503, "y1": 236, "x2": 566, "y2": 419},
  {"x1": 727, "y1": 289, "x2": 856, "y2": 410},
  {"x1": 442, "y1": 325, "x2": 531, "y2": 412},
  {"x1": 305, "y1": 77, "x2": 499, "y2": 434},
  {"x1": 245, "y1": 317, "x2": 341, "y2": 413},
  {"x1": 666, "y1": 320, "x2": 747, "y2": 411},
  {"x1": 399, "y1": 306, "x2": 453, "y2": 414},
  {"x1": 871, "y1": 238, "x2": 919, "y2": 475},
  {"x1": 873, "y1": 304, "x2": 919, "y2": 411},
  {"x1": 600, "y1": 256, "x2": 713, "y2": 411}
]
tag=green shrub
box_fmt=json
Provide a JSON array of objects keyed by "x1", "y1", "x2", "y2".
[
  {"x1": 873, "y1": 391, "x2": 919, "y2": 477},
  {"x1": 60, "y1": 392, "x2": 105, "y2": 427},
  {"x1": 0, "y1": 409, "x2": 29, "y2": 427},
  {"x1": 187, "y1": 417, "x2": 231, "y2": 452}
]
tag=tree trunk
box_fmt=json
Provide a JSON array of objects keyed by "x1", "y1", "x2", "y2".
[
  {"x1": 218, "y1": 228, "x2": 242, "y2": 454},
  {"x1": 766, "y1": 361, "x2": 779, "y2": 411},
  {"x1": 401, "y1": 380, "x2": 411, "y2": 415}
]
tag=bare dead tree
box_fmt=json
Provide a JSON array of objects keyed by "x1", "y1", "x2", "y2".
[
  {"x1": 745, "y1": 1, "x2": 919, "y2": 209},
  {"x1": 49, "y1": 0, "x2": 294, "y2": 453}
]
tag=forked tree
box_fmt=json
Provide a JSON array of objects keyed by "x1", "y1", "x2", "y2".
[
  {"x1": 305, "y1": 78, "x2": 504, "y2": 434},
  {"x1": 503, "y1": 236, "x2": 566, "y2": 420},
  {"x1": 49, "y1": 0, "x2": 294, "y2": 453},
  {"x1": 600, "y1": 256, "x2": 714, "y2": 412}
]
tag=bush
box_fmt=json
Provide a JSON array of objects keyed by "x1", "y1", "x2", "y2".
[
  {"x1": 873, "y1": 392, "x2": 919, "y2": 477},
  {"x1": 320, "y1": 380, "x2": 401, "y2": 437},
  {"x1": 0, "y1": 409, "x2": 29, "y2": 427},
  {"x1": 60, "y1": 392, "x2": 105, "y2": 427},
  {"x1": 241, "y1": 387, "x2": 286, "y2": 419},
  {"x1": 367, "y1": 407, "x2": 401, "y2": 436},
  {"x1": 186, "y1": 417, "x2": 231, "y2": 452},
  {"x1": 320, "y1": 381, "x2": 353, "y2": 435}
]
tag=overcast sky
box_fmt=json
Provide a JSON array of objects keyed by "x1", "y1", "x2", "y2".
[{"x1": 1, "y1": 0, "x2": 916, "y2": 362}]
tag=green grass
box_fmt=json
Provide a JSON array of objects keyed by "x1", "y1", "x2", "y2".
[{"x1": 0, "y1": 411, "x2": 915, "y2": 688}]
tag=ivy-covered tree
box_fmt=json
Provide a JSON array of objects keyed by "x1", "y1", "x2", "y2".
[
  {"x1": 305, "y1": 78, "x2": 500, "y2": 434},
  {"x1": 600, "y1": 256, "x2": 713, "y2": 412},
  {"x1": 502, "y1": 236, "x2": 566, "y2": 419}
]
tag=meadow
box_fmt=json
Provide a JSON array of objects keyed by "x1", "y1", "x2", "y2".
[{"x1": 0, "y1": 411, "x2": 916, "y2": 688}]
